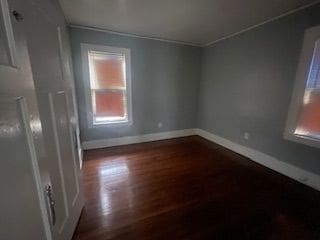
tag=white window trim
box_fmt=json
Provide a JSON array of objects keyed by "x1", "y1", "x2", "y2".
[
  {"x1": 81, "y1": 43, "x2": 133, "y2": 128},
  {"x1": 284, "y1": 25, "x2": 320, "y2": 149}
]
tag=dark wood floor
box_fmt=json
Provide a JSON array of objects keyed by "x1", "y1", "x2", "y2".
[{"x1": 72, "y1": 136, "x2": 320, "y2": 240}]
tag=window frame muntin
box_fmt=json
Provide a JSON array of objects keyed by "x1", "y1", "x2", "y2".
[
  {"x1": 284, "y1": 25, "x2": 320, "y2": 149},
  {"x1": 81, "y1": 43, "x2": 132, "y2": 128}
]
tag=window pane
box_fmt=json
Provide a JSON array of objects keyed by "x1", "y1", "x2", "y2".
[
  {"x1": 295, "y1": 39, "x2": 320, "y2": 139},
  {"x1": 295, "y1": 90, "x2": 320, "y2": 138},
  {"x1": 90, "y1": 52, "x2": 125, "y2": 89},
  {"x1": 87, "y1": 47, "x2": 130, "y2": 125},
  {"x1": 93, "y1": 90, "x2": 127, "y2": 121},
  {"x1": 306, "y1": 39, "x2": 320, "y2": 89}
]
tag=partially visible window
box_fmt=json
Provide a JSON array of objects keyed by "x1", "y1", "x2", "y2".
[
  {"x1": 285, "y1": 26, "x2": 320, "y2": 148},
  {"x1": 82, "y1": 44, "x2": 132, "y2": 126},
  {"x1": 294, "y1": 38, "x2": 320, "y2": 139}
]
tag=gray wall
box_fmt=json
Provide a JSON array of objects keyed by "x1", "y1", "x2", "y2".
[
  {"x1": 70, "y1": 4, "x2": 320, "y2": 175},
  {"x1": 198, "y1": 4, "x2": 320, "y2": 175},
  {"x1": 70, "y1": 27, "x2": 201, "y2": 141}
]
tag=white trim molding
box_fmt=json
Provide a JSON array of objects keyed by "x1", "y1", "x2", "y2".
[
  {"x1": 195, "y1": 128, "x2": 320, "y2": 191},
  {"x1": 70, "y1": 24, "x2": 202, "y2": 47},
  {"x1": 82, "y1": 129, "x2": 196, "y2": 150},
  {"x1": 78, "y1": 148, "x2": 83, "y2": 169}
]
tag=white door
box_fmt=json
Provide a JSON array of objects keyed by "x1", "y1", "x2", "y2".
[
  {"x1": 0, "y1": 0, "x2": 51, "y2": 239},
  {"x1": 24, "y1": 1, "x2": 84, "y2": 240}
]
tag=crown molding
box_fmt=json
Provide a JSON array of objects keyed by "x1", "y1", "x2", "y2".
[
  {"x1": 68, "y1": 24, "x2": 202, "y2": 47},
  {"x1": 204, "y1": 0, "x2": 320, "y2": 47}
]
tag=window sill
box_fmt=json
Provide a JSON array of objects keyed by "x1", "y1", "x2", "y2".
[
  {"x1": 283, "y1": 132, "x2": 320, "y2": 149},
  {"x1": 89, "y1": 120, "x2": 133, "y2": 128}
]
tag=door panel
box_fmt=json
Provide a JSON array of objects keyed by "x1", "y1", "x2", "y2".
[
  {"x1": 45, "y1": 93, "x2": 70, "y2": 233},
  {"x1": 0, "y1": 0, "x2": 50, "y2": 239},
  {"x1": 1, "y1": 0, "x2": 83, "y2": 239},
  {"x1": 51, "y1": 91, "x2": 80, "y2": 208},
  {"x1": 0, "y1": 99, "x2": 49, "y2": 240},
  {"x1": 23, "y1": 6, "x2": 70, "y2": 240},
  {"x1": 57, "y1": 26, "x2": 82, "y2": 169},
  {"x1": 24, "y1": 2, "x2": 83, "y2": 239},
  {"x1": 0, "y1": 0, "x2": 17, "y2": 67}
]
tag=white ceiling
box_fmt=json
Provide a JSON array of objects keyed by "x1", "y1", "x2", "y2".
[{"x1": 59, "y1": 0, "x2": 318, "y2": 46}]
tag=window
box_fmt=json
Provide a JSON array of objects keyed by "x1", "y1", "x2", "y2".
[
  {"x1": 81, "y1": 44, "x2": 132, "y2": 126},
  {"x1": 285, "y1": 26, "x2": 320, "y2": 148}
]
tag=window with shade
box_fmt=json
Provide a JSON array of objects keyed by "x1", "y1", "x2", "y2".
[
  {"x1": 82, "y1": 44, "x2": 132, "y2": 126},
  {"x1": 285, "y1": 26, "x2": 320, "y2": 148}
]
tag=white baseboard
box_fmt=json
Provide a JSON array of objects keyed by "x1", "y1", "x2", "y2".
[
  {"x1": 82, "y1": 129, "x2": 196, "y2": 150},
  {"x1": 195, "y1": 128, "x2": 320, "y2": 191},
  {"x1": 81, "y1": 127, "x2": 320, "y2": 191}
]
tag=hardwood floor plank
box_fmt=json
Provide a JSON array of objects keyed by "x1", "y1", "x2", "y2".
[{"x1": 72, "y1": 136, "x2": 320, "y2": 240}]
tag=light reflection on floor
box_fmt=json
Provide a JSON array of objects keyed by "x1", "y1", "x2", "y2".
[
  {"x1": 98, "y1": 158, "x2": 134, "y2": 218},
  {"x1": 99, "y1": 160, "x2": 129, "y2": 177}
]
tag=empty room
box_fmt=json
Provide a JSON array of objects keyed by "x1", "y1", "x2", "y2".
[{"x1": 1, "y1": 0, "x2": 320, "y2": 239}]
